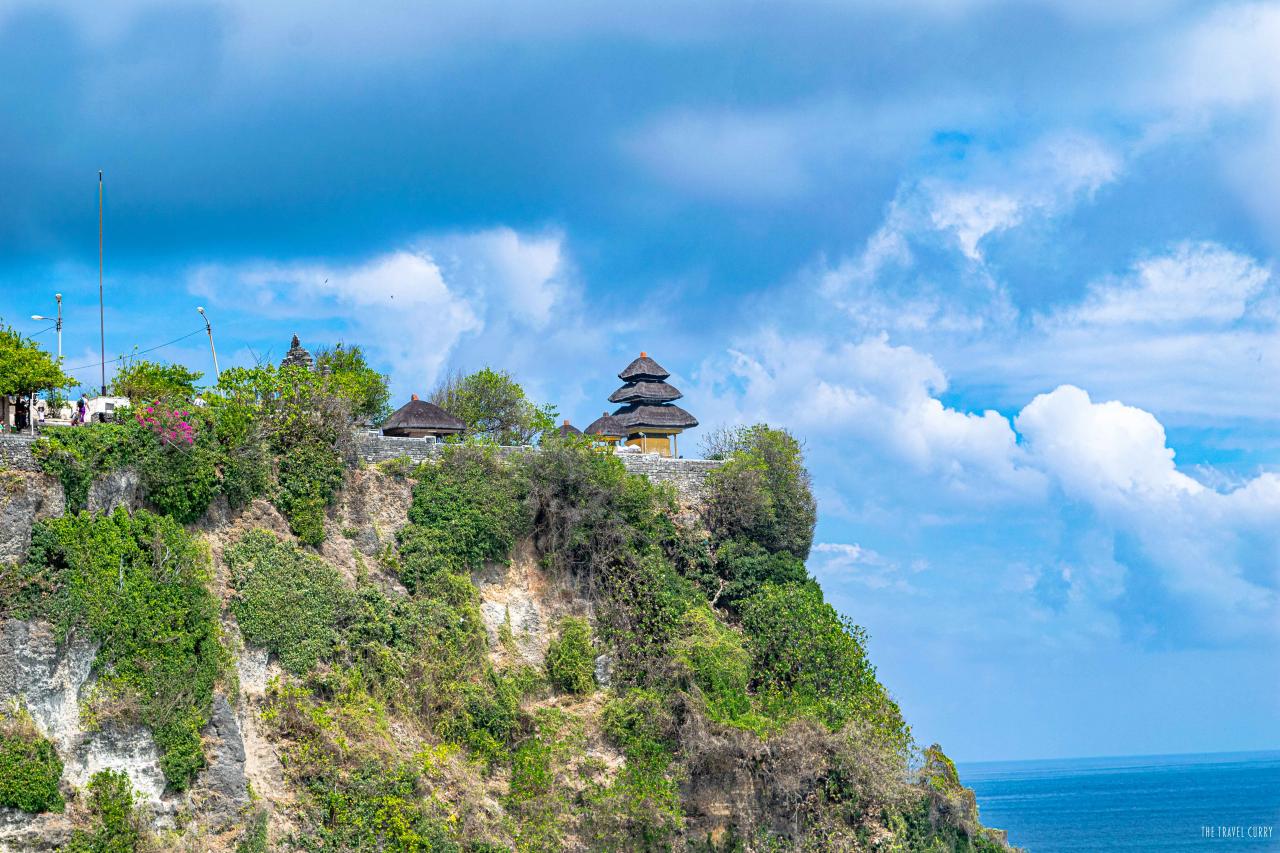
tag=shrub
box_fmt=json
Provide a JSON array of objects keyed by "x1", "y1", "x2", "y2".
[
  {"x1": 590, "y1": 689, "x2": 683, "y2": 849},
  {"x1": 226, "y1": 530, "x2": 351, "y2": 675},
  {"x1": 701, "y1": 425, "x2": 816, "y2": 560},
  {"x1": 65, "y1": 770, "x2": 145, "y2": 853},
  {"x1": 670, "y1": 608, "x2": 765, "y2": 731},
  {"x1": 707, "y1": 538, "x2": 812, "y2": 610},
  {"x1": 544, "y1": 616, "x2": 595, "y2": 695},
  {"x1": 0, "y1": 708, "x2": 64, "y2": 813},
  {"x1": 111, "y1": 359, "x2": 202, "y2": 404},
  {"x1": 739, "y1": 584, "x2": 908, "y2": 747},
  {"x1": 274, "y1": 434, "x2": 345, "y2": 545},
  {"x1": 397, "y1": 445, "x2": 529, "y2": 592},
  {"x1": 32, "y1": 423, "x2": 137, "y2": 511},
  {"x1": 507, "y1": 708, "x2": 586, "y2": 851},
  {"x1": 18, "y1": 510, "x2": 223, "y2": 789}
]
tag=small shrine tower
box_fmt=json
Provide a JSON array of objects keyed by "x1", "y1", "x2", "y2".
[{"x1": 607, "y1": 352, "x2": 697, "y2": 457}]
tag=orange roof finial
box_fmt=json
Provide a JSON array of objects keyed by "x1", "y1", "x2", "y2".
[{"x1": 640, "y1": 350, "x2": 647, "y2": 357}]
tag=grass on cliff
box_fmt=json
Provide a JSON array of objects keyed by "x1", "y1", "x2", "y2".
[{"x1": 11, "y1": 509, "x2": 225, "y2": 790}]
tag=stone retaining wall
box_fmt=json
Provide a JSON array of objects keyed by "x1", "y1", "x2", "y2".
[
  {"x1": 0, "y1": 434, "x2": 39, "y2": 472},
  {"x1": 354, "y1": 432, "x2": 721, "y2": 503},
  {"x1": 1, "y1": 432, "x2": 723, "y2": 504}
]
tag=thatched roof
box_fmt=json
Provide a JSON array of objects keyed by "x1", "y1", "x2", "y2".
[
  {"x1": 585, "y1": 413, "x2": 627, "y2": 438},
  {"x1": 608, "y1": 381, "x2": 682, "y2": 404},
  {"x1": 558, "y1": 420, "x2": 583, "y2": 438},
  {"x1": 618, "y1": 352, "x2": 670, "y2": 381},
  {"x1": 382, "y1": 397, "x2": 464, "y2": 433},
  {"x1": 611, "y1": 403, "x2": 698, "y2": 430}
]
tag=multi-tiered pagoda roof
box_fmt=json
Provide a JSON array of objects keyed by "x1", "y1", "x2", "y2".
[{"x1": 609, "y1": 353, "x2": 698, "y2": 431}]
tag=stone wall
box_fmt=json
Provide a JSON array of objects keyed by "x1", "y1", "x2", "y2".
[
  {"x1": 0, "y1": 434, "x2": 38, "y2": 472},
  {"x1": 2, "y1": 431, "x2": 723, "y2": 507},
  {"x1": 355, "y1": 432, "x2": 721, "y2": 504}
]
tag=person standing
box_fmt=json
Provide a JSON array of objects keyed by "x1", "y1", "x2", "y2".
[{"x1": 76, "y1": 394, "x2": 87, "y2": 426}]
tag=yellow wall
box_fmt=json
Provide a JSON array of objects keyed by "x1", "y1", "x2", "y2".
[{"x1": 625, "y1": 431, "x2": 680, "y2": 457}]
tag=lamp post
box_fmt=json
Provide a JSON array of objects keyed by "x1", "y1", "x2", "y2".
[
  {"x1": 31, "y1": 292, "x2": 63, "y2": 361},
  {"x1": 197, "y1": 307, "x2": 220, "y2": 381}
]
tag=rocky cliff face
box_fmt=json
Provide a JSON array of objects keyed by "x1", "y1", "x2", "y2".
[
  {"x1": 0, "y1": 464, "x2": 458, "y2": 852},
  {"x1": 0, "y1": 455, "x2": 1011, "y2": 853}
]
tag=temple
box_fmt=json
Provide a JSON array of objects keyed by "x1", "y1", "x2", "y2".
[{"x1": 607, "y1": 352, "x2": 697, "y2": 457}]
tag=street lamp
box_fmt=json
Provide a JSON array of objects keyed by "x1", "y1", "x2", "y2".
[
  {"x1": 31, "y1": 293, "x2": 63, "y2": 361},
  {"x1": 197, "y1": 307, "x2": 220, "y2": 381}
]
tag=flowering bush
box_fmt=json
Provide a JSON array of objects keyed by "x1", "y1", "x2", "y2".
[{"x1": 136, "y1": 406, "x2": 196, "y2": 447}]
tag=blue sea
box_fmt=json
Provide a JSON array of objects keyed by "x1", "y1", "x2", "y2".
[{"x1": 960, "y1": 751, "x2": 1280, "y2": 852}]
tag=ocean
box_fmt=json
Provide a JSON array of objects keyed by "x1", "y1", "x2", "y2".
[{"x1": 960, "y1": 751, "x2": 1280, "y2": 852}]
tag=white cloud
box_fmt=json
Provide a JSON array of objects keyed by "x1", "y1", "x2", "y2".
[
  {"x1": 189, "y1": 227, "x2": 578, "y2": 393},
  {"x1": 1050, "y1": 242, "x2": 1271, "y2": 328},
  {"x1": 696, "y1": 318, "x2": 1278, "y2": 645},
  {"x1": 693, "y1": 330, "x2": 1046, "y2": 504},
  {"x1": 1017, "y1": 385, "x2": 1203, "y2": 504},
  {"x1": 811, "y1": 542, "x2": 924, "y2": 592},
  {"x1": 925, "y1": 133, "x2": 1120, "y2": 261}
]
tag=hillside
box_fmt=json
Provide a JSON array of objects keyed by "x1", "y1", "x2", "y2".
[{"x1": 0, "y1": 364, "x2": 1014, "y2": 852}]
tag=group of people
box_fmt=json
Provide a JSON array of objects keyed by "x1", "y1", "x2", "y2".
[{"x1": 5, "y1": 393, "x2": 91, "y2": 432}]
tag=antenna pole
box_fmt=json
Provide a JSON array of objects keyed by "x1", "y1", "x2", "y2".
[{"x1": 98, "y1": 170, "x2": 106, "y2": 397}]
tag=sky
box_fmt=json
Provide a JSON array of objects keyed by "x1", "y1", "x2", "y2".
[{"x1": 1, "y1": 0, "x2": 1278, "y2": 762}]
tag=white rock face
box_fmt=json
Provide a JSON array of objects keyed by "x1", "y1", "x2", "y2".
[
  {"x1": 86, "y1": 468, "x2": 141, "y2": 515},
  {"x1": 0, "y1": 472, "x2": 64, "y2": 563},
  {"x1": 0, "y1": 619, "x2": 166, "y2": 804}
]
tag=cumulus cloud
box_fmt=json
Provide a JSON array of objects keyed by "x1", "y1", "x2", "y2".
[
  {"x1": 701, "y1": 320, "x2": 1278, "y2": 647},
  {"x1": 189, "y1": 227, "x2": 580, "y2": 393},
  {"x1": 1017, "y1": 385, "x2": 1203, "y2": 503},
  {"x1": 694, "y1": 330, "x2": 1044, "y2": 502}
]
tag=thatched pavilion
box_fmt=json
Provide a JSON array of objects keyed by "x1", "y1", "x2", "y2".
[
  {"x1": 607, "y1": 352, "x2": 697, "y2": 457},
  {"x1": 584, "y1": 412, "x2": 626, "y2": 448},
  {"x1": 557, "y1": 419, "x2": 583, "y2": 439},
  {"x1": 382, "y1": 394, "x2": 465, "y2": 439}
]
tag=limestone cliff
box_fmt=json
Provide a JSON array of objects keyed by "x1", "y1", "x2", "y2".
[{"x1": 0, "y1": 445, "x2": 1013, "y2": 853}]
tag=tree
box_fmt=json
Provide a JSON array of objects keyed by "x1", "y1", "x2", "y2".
[
  {"x1": 701, "y1": 424, "x2": 817, "y2": 560},
  {"x1": 110, "y1": 359, "x2": 203, "y2": 404},
  {"x1": 430, "y1": 367, "x2": 556, "y2": 445},
  {"x1": 314, "y1": 343, "x2": 391, "y2": 424},
  {"x1": 0, "y1": 325, "x2": 73, "y2": 430}
]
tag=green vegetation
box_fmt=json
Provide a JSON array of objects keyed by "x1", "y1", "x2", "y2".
[
  {"x1": 430, "y1": 366, "x2": 557, "y2": 444},
  {"x1": 14, "y1": 510, "x2": 223, "y2": 789},
  {"x1": 5, "y1": 341, "x2": 1004, "y2": 850},
  {"x1": 34, "y1": 351, "x2": 383, "y2": 542},
  {"x1": 314, "y1": 343, "x2": 391, "y2": 424},
  {"x1": 65, "y1": 770, "x2": 146, "y2": 853},
  {"x1": 0, "y1": 705, "x2": 64, "y2": 814},
  {"x1": 110, "y1": 359, "x2": 203, "y2": 404},
  {"x1": 701, "y1": 424, "x2": 817, "y2": 559},
  {"x1": 741, "y1": 582, "x2": 908, "y2": 744},
  {"x1": 544, "y1": 616, "x2": 595, "y2": 695},
  {"x1": 226, "y1": 531, "x2": 349, "y2": 675},
  {"x1": 507, "y1": 708, "x2": 586, "y2": 851},
  {"x1": 589, "y1": 689, "x2": 683, "y2": 850},
  {"x1": 0, "y1": 323, "x2": 73, "y2": 407},
  {"x1": 397, "y1": 444, "x2": 529, "y2": 592}
]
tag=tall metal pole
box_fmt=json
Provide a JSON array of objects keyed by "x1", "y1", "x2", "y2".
[
  {"x1": 98, "y1": 170, "x2": 106, "y2": 397},
  {"x1": 197, "y1": 307, "x2": 220, "y2": 380},
  {"x1": 55, "y1": 293, "x2": 62, "y2": 362}
]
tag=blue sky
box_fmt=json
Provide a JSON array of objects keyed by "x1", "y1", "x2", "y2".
[{"x1": 2, "y1": 0, "x2": 1278, "y2": 761}]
